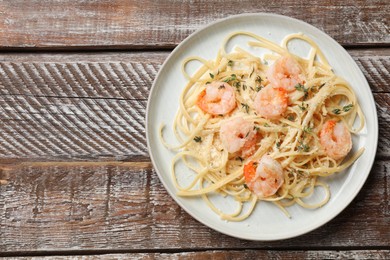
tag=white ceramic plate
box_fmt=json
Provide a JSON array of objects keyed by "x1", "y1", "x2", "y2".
[{"x1": 146, "y1": 13, "x2": 378, "y2": 240}]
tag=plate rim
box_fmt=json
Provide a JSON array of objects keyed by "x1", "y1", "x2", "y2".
[{"x1": 145, "y1": 12, "x2": 378, "y2": 241}]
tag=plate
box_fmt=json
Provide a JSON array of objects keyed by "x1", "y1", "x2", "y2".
[{"x1": 146, "y1": 13, "x2": 378, "y2": 240}]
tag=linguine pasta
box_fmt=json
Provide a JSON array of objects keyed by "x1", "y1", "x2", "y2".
[{"x1": 160, "y1": 32, "x2": 365, "y2": 221}]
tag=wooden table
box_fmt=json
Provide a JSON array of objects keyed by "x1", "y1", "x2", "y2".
[{"x1": 0, "y1": 1, "x2": 389, "y2": 259}]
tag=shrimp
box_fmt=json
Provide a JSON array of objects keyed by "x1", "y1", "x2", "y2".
[
  {"x1": 319, "y1": 120, "x2": 352, "y2": 160},
  {"x1": 254, "y1": 85, "x2": 288, "y2": 120},
  {"x1": 243, "y1": 155, "x2": 284, "y2": 197},
  {"x1": 220, "y1": 117, "x2": 260, "y2": 158},
  {"x1": 266, "y1": 55, "x2": 305, "y2": 92},
  {"x1": 197, "y1": 81, "x2": 236, "y2": 115}
]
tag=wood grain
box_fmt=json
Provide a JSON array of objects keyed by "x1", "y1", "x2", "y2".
[
  {"x1": 0, "y1": 53, "x2": 164, "y2": 100},
  {"x1": 0, "y1": 0, "x2": 389, "y2": 257},
  {"x1": 0, "y1": 96, "x2": 148, "y2": 161},
  {"x1": 0, "y1": 50, "x2": 388, "y2": 98},
  {"x1": 376, "y1": 93, "x2": 390, "y2": 159},
  {"x1": 0, "y1": 93, "x2": 389, "y2": 161},
  {"x1": 0, "y1": 160, "x2": 388, "y2": 253},
  {"x1": 3, "y1": 250, "x2": 390, "y2": 259},
  {"x1": 0, "y1": 1, "x2": 389, "y2": 50},
  {"x1": 350, "y1": 49, "x2": 390, "y2": 93},
  {"x1": 0, "y1": 50, "x2": 389, "y2": 161}
]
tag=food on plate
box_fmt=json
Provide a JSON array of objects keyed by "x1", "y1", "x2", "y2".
[{"x1": 160, "y1": 32, "x2": 365, "y2": 221}]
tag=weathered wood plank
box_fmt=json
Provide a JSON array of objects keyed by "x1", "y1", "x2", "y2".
[
  {"x1": 0, "y1": 50, "x2": 388, "y2": 98},
  {"x1": 0, "y1": 1, "x2": 389, "y2": 49},
  {"x1": 350, "y1": 49, "x2": 390, "y2": 93},
  {"x1": 0, "y1": 53, "x2": 165, "y2": 100},
  {"x1": 0, "y1": 160, "x2": 388, "y2": 252},
  {"x1": 3, "y1": 250, "x2": 390, "y2": 259},
  {"x1": 376, "y1": 94, "x2": 390, "y2": 159},
  {"x1": 0, "y1": 96, "x2": 148, "y2": 161},
  {"x1": 0, "y1": 92, "x2": 389, "y2": 161},
  {"x1": 0, "y1": 50, "x2": 388, "y2": 161}
]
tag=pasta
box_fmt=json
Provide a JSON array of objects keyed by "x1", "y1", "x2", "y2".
[{"x1": 160, "y1": 32, "x2": 365, "y2": 221}]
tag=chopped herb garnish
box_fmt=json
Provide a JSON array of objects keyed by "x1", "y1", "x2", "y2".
[
  {"x1": 253, "y1": 125, "x2": 260, "y2": 132},
  {"x1": 303, "y1": 126, "x2": 312, "y2": 133},
  {"x1": 224, "y1": 74, "x2": 237, "y2": 82},
  {"x1": 299, "y1": 102, "x2": 308, "y2": 111},
  {"x1": 287, "y1": 115, "x2": 295, "y2": 121},
  {"x1": 232, "y1": 82, "x2": 241, "y2": 93},
  {"x1": 228, "y1": 60, "x2": 234, "y2": 66},
  {"x1": 193, "y1": 136, "x2": 202, "y2": 143},
  {"x1": 276, "y1": 141, "x2": 281, "y2": 149},
  {"x1": 343, "y1": 104, "x2": 353, "y2": 112},
  {"x1": 294, "y1": 83, "x2": 305, "y2": 92},
  {"x1": 319, "y1": 83, "x2": 326, "y2": 89},
  {"x1": 295, "y1": 83, "x2": 309, "y2": 100},
  {"x1": 236, "y1": 156, "x2": 244, "y2": 162},
  {"x1": 264, "y1": 123, "x2": 270, "y2": 127},
  {"x1": 333, "y1": 104, "x2": 353, "y2": 114},
  {"x1": 264, "y1": 60, "x2": 268, "y2": 65},
  {"x1": 245, "y1": 131, "x2": 250, "y2": 138},
  {"x1": 302, "y1": 126, "x2": 312, "y2": 138},
  {"x1": 298, "y1": 144, "x2": 310, "y2": 152},
  {"x1": 206, "y1": 81, "x2": 211, "y2": 84},
  {"x1": 297, "y1": 141, "x2": 310, "y2": 152},
  {"x1": 255, "y1": 85, "x2": 263, "y2": 92},
  {"x1": 218, "y1": 84, "x2": 225, "y2": 89},
  {"x1": 243, "y1": 183, "x2": 248, "y2": 189},
  {"x1": 242, "y1": 84, "x2": 247, "y2": 91},
  {"x1": 332, "y1": 108, "x2": 341, "y2": 115},
  {"x1": 249, "y1": 68, "x2": 254, "y2": 78},
  {"x1": 209, "y1": 73, "x2": 214, "y2": 79},
  {"x1": 241, "y1": 103, "x2": 249, "y2": 113},
  {"x1": 255, "y1": 75, "x2": 262, "y2": 83}
]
